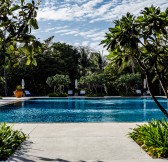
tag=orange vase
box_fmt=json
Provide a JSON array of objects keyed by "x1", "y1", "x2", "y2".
[{"x1": 14, "y1": 90, "x2": 23, "y2": 98}]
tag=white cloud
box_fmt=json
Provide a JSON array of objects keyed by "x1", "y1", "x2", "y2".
[
  {"x1": 37, "y1": 7, "x2": 73, "y2": 21},
  {"x1": 36, "y1": 0, "x2": 168, "y2": 55},
  {"x1": 37, "y1": 0, "x2": 108, "y2": 21},
  {"x1": 54, "y1": 29, "x2": 70, "y2": 34},
  {"x1": 82, "y1": 0, "x2": 103, "y2": 9},
  {"x1": 44, "y1": 27, "x2": 55, "y2": 33},
  {"x1": 38, "y1": 0, "x2": 168, "y2": 22},
  {"x1": 81, "y1": 41, "x2": 89, "y2": 46},
  {"x1": 74, "y1": 42, "x2": 80, "y2": 46},
  {"x1": 44, "y1": 0, "x2": 55, "y2": 7},
  {"x1": 74, "y1": 41, "x2": 108, "y2": 55},
  {"x1": 52, "y1": 27, "x2": 105, "y2": 42},
  {"x1": 90, "y1": 0, "x2": 168, "y2": 23},
  {"x1": 44, "y1": 26, "x2": 69, "y2": 33}
]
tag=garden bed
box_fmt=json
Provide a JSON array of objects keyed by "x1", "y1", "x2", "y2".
[
  {"x1": 128, "y1": 119, "x2": 168, "y2": 158},
  {"x1": 0, "y1": 123, "x2": 27, "y2": 160}
]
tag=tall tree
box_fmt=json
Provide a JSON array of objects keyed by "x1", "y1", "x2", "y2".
[
  {"x1": 101, "y1": 6, "x2": 168, "y2": 117},
  {"x1": 77, "y1": 46, "x2": 106, "y2": 76},
  {"x1": 51, "y1": 42, "x2": 81, "y2": 81},
  {"x1": 0, "y1": 0, "x2": 41, "y2": 95},
  {"x1": 77, "y1": 46, "x2": 91, "y2": 76}
]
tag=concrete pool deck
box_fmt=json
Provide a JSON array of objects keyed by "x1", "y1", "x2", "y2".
[
  {"x1": 0, "y1": 97, "x2": 31, "y2": 106},
  {"x1": 0, "y1": 97, "x2": 167, "y2": 162},
  {"x1": 7, "y1": 123, "x2": 167, "y2": 162}
]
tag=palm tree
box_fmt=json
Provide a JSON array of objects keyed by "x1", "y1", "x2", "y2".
[{"x1": 78, "y1": 46, "x2": 91, "y2": 76}]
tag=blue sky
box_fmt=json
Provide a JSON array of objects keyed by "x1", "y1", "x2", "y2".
[{"x1": 33, "y1": 0, "x2": 168, "y2": 54}]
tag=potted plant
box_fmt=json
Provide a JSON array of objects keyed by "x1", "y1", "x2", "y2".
[{"x1": 14, "y1": 85, "x2": 23, "y2": 98}]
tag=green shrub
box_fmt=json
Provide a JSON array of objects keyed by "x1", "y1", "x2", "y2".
[
  {"x1": 48, "y1": 93, "x2": 68, "y2": 97},
  {"x1": 48, "y1": 93, "x2": 57, "y2": 97},
  {"x1": 0, "y1": 123, "x2": 27, "y2": 160},
  {"x1": 86, "y1": 93, "x2": 105, "y2": 97},
  {"x1": 16, "y1": 85, "x2": 22, "y2": 90},
  {"x1": 128, "y1": 119, "x2": 168, "y2": 158},
  {"x1": 59, "y1": 93, "x2": 68, "y2": 97}
]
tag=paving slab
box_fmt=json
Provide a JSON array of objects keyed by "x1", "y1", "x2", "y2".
[
  {"x1": 7, "y1": 123, "x2": 168, "y2": 162},
  {"x1": 29, "y1": 123, "x2": 127, "y2": 137},
  {"x1": 13, "y1": 124, "x2": 38, "y2": 135}
]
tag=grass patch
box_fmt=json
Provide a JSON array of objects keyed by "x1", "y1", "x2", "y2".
[
  {"x1": 0, "y1": 123, "x2": 27, "y2": 160},
  {"x1": 128, "y1": 119, "x2": 168, "y2": 158}
]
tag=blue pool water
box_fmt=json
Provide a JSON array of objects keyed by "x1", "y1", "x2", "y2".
[{"x1": 0, "y1": 98, "x2": 168, "y2": 122}]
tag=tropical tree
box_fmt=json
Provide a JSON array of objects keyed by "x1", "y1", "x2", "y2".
[
  {"x1": 5, "y1": 41, "x2": 106, "y2": 96},
  {"x1": 0, "y1": 0, "x2": 41, "y2": 95},
  {"x1": 79, "y1": 73, "x2": 106, "y2": 95},
  {"x1": 114, "y1": 73, "x2": 141, "y2": 96},
  {"x1": 50, "y1": 42, "x2": 81, "y2": 82},
  {"x1": 0, "y1": 0, "x2": 41, "y2": 64},
  {"x1": 77, "y1": 46, "x2": 92, "y2": 76},
  {"x1": 104, "y1": 61, "x2": 141, "y2": 95},
  {"x1": 101, "y1": 6, "x2": 168, "y2": 117},
  {"x1": 46, "y1": 74, "x2": 70, "y2": 94},
  {"x1": 77, "y1": 46, "x2": 106, "y2": 76},
  {"x1": 90, "y1": 51, "x2": 107, "y2": 72}
]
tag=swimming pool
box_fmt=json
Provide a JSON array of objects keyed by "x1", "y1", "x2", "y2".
[{"x1": 0, "y1": 98, "x2": 168, "y2": 122}]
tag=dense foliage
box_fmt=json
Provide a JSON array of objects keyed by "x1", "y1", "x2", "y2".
[
  {"x1": 128, "y1": 120, "x2": 168, "y2": 158},
  {"x1": 46, "y1": 74, "x2": 70, "y2": 94},
  {"x1": 0, "y1": 41, "x2": 105, "y2": 96},
  {"x1": 101, "y1": 5, "x2": 168, "y2": 116},
  {"x1": 0, "y1": 123, "x2": 27, "y2": 160},
  {"x1": 114, "y1": 73, "x2": 141, "y2": 96},
  {"x1": 79, "y1": 73, "x2": 106, "y2": 96},
  {"x1": 0, "y1": 0, "x2": 41, "y2": 96},
  {"x1": 48, "y1": 92, "x2": 68, "y2": 97}
]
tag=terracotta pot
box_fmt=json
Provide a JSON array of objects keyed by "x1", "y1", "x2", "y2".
[{"x1": 14, "y1": 90, "x2": 23, "y2": 98}]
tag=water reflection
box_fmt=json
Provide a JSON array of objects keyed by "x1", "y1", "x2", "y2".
[
  {"x1": 0, "y1": 98, "x2": 168, "y2": 122},
  {"x1": 143, "y1": 99, "x2": 146, "y2": 121}
]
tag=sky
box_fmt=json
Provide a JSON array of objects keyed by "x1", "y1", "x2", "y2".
[{"x1": 33, "y1": 0, "x2": 168, "y2": 54}]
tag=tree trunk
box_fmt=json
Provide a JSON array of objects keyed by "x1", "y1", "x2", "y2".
[
  {"x1": 158, "y1": 77, "x2": 168, "y2": 98},
  {"x1": 155, "y1": 68, "x2": 168, "y2": 98},
  {"x1": 56, "y1": 86, "x2": 59, "y2": 93},
  {"x1": 131, "y1": 59, "x2": 135, "y2": 73},
  {"x1": 104, "y1": 84, "x2": 107, "y2": 95},
  {"x1": 4, "y1": 68, "x2": 7, "y2": 96},
  {"x1": 126, "y1": 86, "x2": 128, "y2": 96},
  {"x1": 146, "y1": 72, "x2": 168, "y2": 118},
  {"x1": 54, "y1": 86, "x2": 56, "y2": 93},
  {"x1": 62, "y1": 85, "x2": 64, "y2": 94},
  {"x1": 93, "y1": 84, "x2": 97, "y2": 94},
  {"x1": 88, "y1": 84, "x2": 91, "y2": 93}
]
